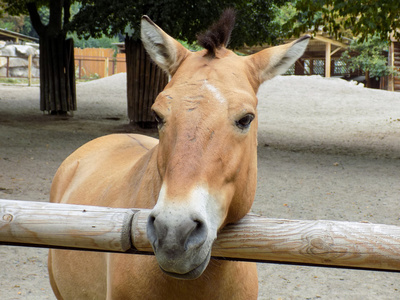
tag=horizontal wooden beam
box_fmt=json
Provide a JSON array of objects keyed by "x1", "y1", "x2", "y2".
[
  {"x1": 1, "y1": 199, "x2": 400, "y2": 272},
  {"x1": 0, "y1": 199, "x2": 135, "y2": 252},
  {"x1": 313, "y1": 35, "x2": 349, "y2": 48}
]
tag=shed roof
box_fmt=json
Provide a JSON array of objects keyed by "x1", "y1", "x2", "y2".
[
  {"x1": 238, "y1": 32, "x2": 350, "y2": 58},
  {"x1": 0, "y1": 28, "x2": 39, "y2": 43}
]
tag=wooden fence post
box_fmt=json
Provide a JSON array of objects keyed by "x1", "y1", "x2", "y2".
[
  {"x1": 6, "y1": 56, "x2": 9, "y2": 77},
  {"x1": 78, "y1": 58, "x2": 82, "y2": 79},
  {"x1": 325, "y1": 42, "x2": 331, "y2": 78},
  {"x1": 104, "y1": 57, "x2": 109, "y2": 77},
  {"x1": 27, "y1": 54, "x2": 32, "y2": 86}
]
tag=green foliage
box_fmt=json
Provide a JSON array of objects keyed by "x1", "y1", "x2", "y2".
[
  {"x1": 272, "y1": 1, "x2": 298, "y2": 27},
  {"x1": 341, "y1": 36, "x2": 399, "y2": 79},
  {"x1": 178, "y1": 40, "x2": 203, "y2": 52},
  {"x1": 0, "y1": 19, "x2": 15, "y2": 31},
  {"x1": 68, "y1": 32, "x2": 120, "y2": 49},
  {"x1": 0, "y1": 13, "x2": 25, "y2": 31},
  {"x1": 283, "y1": 0, "x2": 400, "y2": 41},
  {"x1": 3, "y1": 0, "x2": 287, "y2": 49},
  {"x1": 1, "y1": 1, "x2": 116, "y2": 47},
  {"x1": 69, "y1": 0, "x2": 286, "y2": 49},
  {"x1": 21, "y1": 16, "x2": 38, "y2": 37}
]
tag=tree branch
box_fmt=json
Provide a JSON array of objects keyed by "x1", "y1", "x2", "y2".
[
  {"x1": 26, "y1": 2, "x2": 46, "y2": 37},
  {"x1": 64, "y1": 0, "x2": 71, "y2": 29},
  {"x1": 48, "y1": 0, "x2": 63, "y2": 36}
]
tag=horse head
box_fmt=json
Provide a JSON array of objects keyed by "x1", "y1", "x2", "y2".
[{"x1": 142, "y1": 10, "x2": 309, "y2": 279}]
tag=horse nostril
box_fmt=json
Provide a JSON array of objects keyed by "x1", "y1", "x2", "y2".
[
  {"x1": 147, "y1": 215, "x2": 158, "y2": 251},
  {"x1": 184, "y1": 218, "x2": 208, "y2": 251},
  {"x1": 148, "y1": 212, "x2": 208, "y2": 254}
]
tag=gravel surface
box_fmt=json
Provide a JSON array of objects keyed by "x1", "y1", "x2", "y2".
[{"x1": 1, "y1": 73, "x2": 399, "y2": 299}]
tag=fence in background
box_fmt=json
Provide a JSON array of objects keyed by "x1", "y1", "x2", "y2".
[
  {"x1": 0, "y1": 48, "x2": 127, "y2": 84},
  {"x1": 0, "y1": 54, "x2": 40, "y2": 86},
  {"x1": 74, "y1": 48, "x2": 126, "y2": 79}
]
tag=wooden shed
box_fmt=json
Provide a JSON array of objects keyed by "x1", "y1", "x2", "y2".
[
  {"x1": 295, "y1": 34, "x2": 352, "y2": 78},
  {"x1": 239, "y1": 32, "x2": 351, "y2": 78},
  {"x1": 0, "y1": 28, "x2": 38, "y2": 44},
  {"x1": 388, "y1": 34, "x2": 400, "y2": 92}
]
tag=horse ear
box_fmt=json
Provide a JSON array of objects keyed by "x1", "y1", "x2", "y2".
[
  {"x1": 141, "y1": 16, "x2": 190, "y2": 76},
  {"x1": 248, "y1": 35, "x2": 310, "y2": 84}
]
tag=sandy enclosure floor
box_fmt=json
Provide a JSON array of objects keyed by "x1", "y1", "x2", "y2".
[{"x1": 0, "y1": 74, "x2": 400, "y2": 299}]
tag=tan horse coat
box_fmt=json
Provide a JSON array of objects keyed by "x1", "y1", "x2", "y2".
[{"x1": 48, "y1": 13, "x2": 309, "y2": 300}]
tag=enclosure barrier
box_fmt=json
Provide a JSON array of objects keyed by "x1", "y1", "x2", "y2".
[
  {"x1": 0, "y1": 54, "x2": 39, "y2": 86},
  {"x1": 1, "y1": 199, "x2": 400, "y2": 272}
]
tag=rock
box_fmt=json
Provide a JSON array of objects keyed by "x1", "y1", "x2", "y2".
[
  {"x1": 0, "y1": 67, "x2": 7, "y2": 77},
  {"x1": 0, "y1": 57, "x2": 7, "y2": 68},
  {"x1": 0, "y1": 41, "x2": 6, "y2": 48},
  {"x1": 0, "y1": 45, "x2": 38, "y2": 57},
  {"x1": 31, "y1": 67, "x2": 40, "y2": 77},
  {"x1": 26, "y1": 43, "x2": 39, "y2": 50},
  {"x1": 32, "y1": 57, "x2": 40, "y2": 68},
  {"x1": 8, "y1": 67, "x2": 39, "y2": 78},
  {"x1": 0, "y1": 45, "x2": 16, "y2": 56},
  {"x1": 10, "y1": 67, "x2": 28, "y2": 77},
  {"x1": 9, "y1": 57, "x2": 28, "y2": 67},
  {"x1": 14, "y1": 45, "x2": 37, "y2": 57}
]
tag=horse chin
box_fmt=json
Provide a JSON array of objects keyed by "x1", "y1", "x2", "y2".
[{"x1": 159, "y1": 251, "x2": 211, "y2": 280}]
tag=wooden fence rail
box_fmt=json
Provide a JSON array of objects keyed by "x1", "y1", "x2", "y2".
[
  {"x1": 1, "y1": 52, "x2": 126, "y2": 85},
  {"x1": 74, "y1": 55, "x2": 126, "y2": 79},
  {"x1": 0, "y1": 54, "x2": 40, "y2": 86},
  {"x1": 1, "y1": 199, "x2": 400, "y2": 272}
]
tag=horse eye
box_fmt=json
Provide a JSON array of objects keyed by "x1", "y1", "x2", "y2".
[{"x1": 236, "y1": 114, "x2": 255, "y2": 129}]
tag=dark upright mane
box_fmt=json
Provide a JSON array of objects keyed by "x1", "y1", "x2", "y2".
[{"x1": 197, "y1": 8, "x2": 236, "y2": 56}]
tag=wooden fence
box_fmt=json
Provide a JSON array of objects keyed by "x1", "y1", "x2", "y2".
[
  {"x1": 0, "y1": 54, "x2": 40, "y2": 86},
  {"x1": 0, "y1": 48, "x2": 126, "y2": 84},
  {"x1": 74, "y1": 48, "x2": 126, "y2": 79},
  {"x1": 1, "y1": 198, "x2": 400, "y2": 272}
]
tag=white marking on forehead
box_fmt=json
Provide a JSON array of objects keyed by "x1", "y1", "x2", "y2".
[{"x1": 203, "y1": 80, "x2": 226, "y2": 104}]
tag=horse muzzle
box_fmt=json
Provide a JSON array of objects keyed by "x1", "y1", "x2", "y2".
[
  {"x1": 147, "y1": 208, "x2": 214, "y2": 279},
  {"x1": 146, "y1": 185, "x2": 223, "y2": 279}
]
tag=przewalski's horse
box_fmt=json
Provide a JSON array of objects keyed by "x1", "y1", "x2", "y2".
[{"x1": 48, "y1": 10, "x2": 309, "y2": 300}]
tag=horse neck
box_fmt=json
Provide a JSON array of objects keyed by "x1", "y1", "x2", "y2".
[{"x1": 126, "y1": 144, "x2": 162, "y2": 209}]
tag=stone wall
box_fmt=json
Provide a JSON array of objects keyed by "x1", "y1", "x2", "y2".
[{"x1": 0, "y1": 42, "x2": 40, "y2": 78}]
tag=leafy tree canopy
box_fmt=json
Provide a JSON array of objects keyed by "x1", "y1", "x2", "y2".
[
  {"x1": 69, "y1": 0, "x2": 286, "y2": 48},
  {"x1": 2, "y1": 1, "x2": 288, "y2": 48},
  {"x1": 1, "y1": 1, "x2": 74, "y2": 38},
  {"x1": 283, "y1": 0, "x2": 400, "y2": 41},
  {"x1": 69, "y1": 31, "x2": 120, "y2": 49},
  {"x1": 341, "y1": 35, "x2": 399, "y2": 79}
]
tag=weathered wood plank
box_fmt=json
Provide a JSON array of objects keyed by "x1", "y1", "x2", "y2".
[
  {"x1": 132, "y1": 210, "x2": 400, "y2": 272},
  {"x1": 0, "y1": 199, "x2": 135, "y2": 252},
  {"x1": 2, "y1": 199, "x2": 400, "y2": 272}
]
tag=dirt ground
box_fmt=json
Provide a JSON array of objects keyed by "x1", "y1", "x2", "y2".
[{"x1": 0, "y1": 73, "x2": 399, "y2": 299}]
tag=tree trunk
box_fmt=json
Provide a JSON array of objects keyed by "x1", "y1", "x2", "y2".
[
  {"x1": 27, "y1": 1, "x2": 76, "y2": 114},
  {"x1": 39, "y1": 34, "x2": 76, "y2": 113},
  {"x1": 365, "y1": 70, "x2": 371, "y2": 88},
  {"x1": 125, "y1": 36, "x2": 168, "y2": 128}
]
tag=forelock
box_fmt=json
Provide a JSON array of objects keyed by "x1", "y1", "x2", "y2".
[{"x1": 196, "y1": 8, "x2": 236, "y2": 56}]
